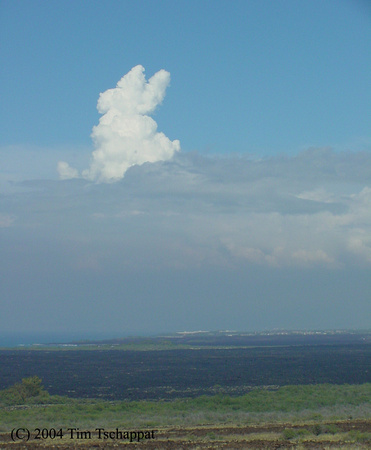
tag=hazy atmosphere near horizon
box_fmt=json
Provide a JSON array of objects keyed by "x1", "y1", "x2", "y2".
[{"x1": 1, "y1": 0, "x2": 370, "y2": 343}]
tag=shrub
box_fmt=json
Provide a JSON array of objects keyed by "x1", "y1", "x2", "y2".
[
  {"x1": 282, "y1": 428, "x2": 297, "y2": 440},
  {"x1": 312, "y1": 424, "x2": 322, "y2": 435},
  {"x1": 282, "y1": 428, "x2": 310, "y2": 440},
  {"x1": 321, "y1": 424, "x2": 339, "y2": 434},
  {"x1": 0, "y1": 376, "x2": 50, "y2": 406}
]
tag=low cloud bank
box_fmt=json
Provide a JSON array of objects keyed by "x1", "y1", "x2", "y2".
[
  {"x1": 58, "y1": 65, "x2": 180, "y2": 183},
  {"x1": 8, "y1": 149, "x2": 371, "y2": 269}
]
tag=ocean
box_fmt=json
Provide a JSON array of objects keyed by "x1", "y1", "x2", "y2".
[{"x1": 0, "y1": 331, "x2": 121, "y2": 347}]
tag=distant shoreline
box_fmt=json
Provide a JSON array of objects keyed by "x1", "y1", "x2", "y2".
[{"x1": 1, "y1": 329, "x2": 370, "y2": 349}]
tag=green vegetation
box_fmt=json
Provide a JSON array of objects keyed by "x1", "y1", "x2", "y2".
[
  {"x1": 0, "y1": 376, "x2": 53, "y2": 406},
  {"x1": 282, "y1": 428, "x2": 311, "y2": 439},
  {"x1": 0, "y1": 379, "x2": 370, "y2": 431},
  {"x1": 189, "y1": 383, "x2": 371, "y2": 412},
  {"x1": 348, "y1": 430, "x2": 371, "y2": 442}
]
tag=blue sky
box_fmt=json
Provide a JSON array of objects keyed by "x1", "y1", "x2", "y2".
[
  {"x1": 1, "y1": 0, "x2": 370, "y2": 155},
  {"x1": 0, "y1": 0, "x2": 370, "y2": 342}
]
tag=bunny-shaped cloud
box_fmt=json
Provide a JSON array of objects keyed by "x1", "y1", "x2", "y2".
[{"x1": 58, "y1": 65, "x2": 180, "y2": 182}]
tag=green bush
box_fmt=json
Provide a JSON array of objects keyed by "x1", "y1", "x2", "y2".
[
  {"x1": 312, "y1": 424, "x2": 323, "y2": 435},
  {"x1": 321, "y1": 424, "x2": 339, "y2": 434},
  {"x1": 282, "y1": 428, "x2": 311, "y2": 440},
  {"x1": 282, "y1": 428, "x2": 297, "y2": 439},
  {"x1": 0, "y1": 376, "x2": 50, "y2": 406},
  {"x1": 295, "y1": 428, "x2": 311, "y2": 437}
]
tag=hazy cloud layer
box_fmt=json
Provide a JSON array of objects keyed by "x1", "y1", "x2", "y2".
[
  {"x1": 2, "y1": 148, "x2": 371, "y2": 334},
  {"x1": 4, "y1": 149, "x2": 371, "y2": 269},
  {"x1": 58, "y1": 66, "x2": 180, "y2": 183}
]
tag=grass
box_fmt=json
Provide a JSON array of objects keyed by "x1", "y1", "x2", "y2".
[{"x1": 0, "y1": 382, "x2": 370, "y2": 430}]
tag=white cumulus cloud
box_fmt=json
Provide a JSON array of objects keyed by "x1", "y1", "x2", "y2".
[
  {"x1": 58, "y1": 65, "x2": 180, "y2": 183},
  {"x1": 57, "y1": 161, "x2": 79, "y2": 180}
]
